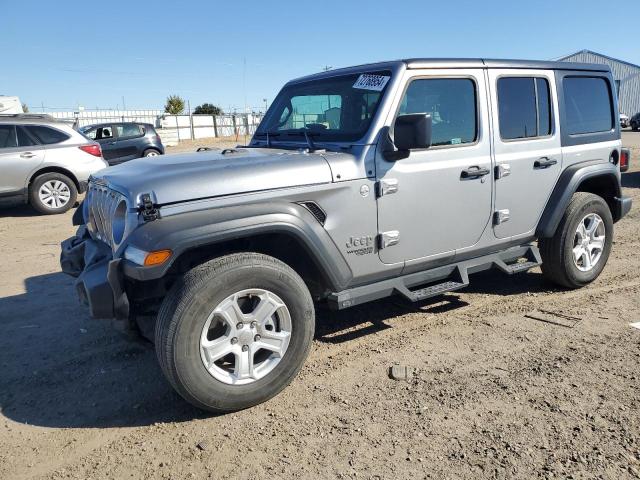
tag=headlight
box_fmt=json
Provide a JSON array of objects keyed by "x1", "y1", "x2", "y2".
[{"x1": 112, "y1": 199, "x2": 127, "y2": 245}]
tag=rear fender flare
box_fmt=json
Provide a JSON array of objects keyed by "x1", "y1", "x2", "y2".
[{"x1": 536, "y1": 161, "x2": 621, "y2": 238}]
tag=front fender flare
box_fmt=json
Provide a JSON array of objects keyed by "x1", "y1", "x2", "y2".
[
  {"x1": 119, "y1": 202, "x2": 352, "y2": 291},
  {"x1": 536, "y1": 161, "x2": 622, "y2": 238}
]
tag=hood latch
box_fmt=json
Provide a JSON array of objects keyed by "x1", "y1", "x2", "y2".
[{"x1": 140, "y1": 193, "x2": 160, "y2": 222}]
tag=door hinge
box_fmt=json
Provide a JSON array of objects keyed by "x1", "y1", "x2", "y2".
[
  {"x1": 377, "y1": 178, "x2": 399, "y2": 197},
  {"x1": 495, "y1": 163, "x2": 511, "y2": 179},
  {"x1": 140, "y1": 193, "x2": 160, "y2": 221},
  {"x1": 379, "y1": 230, "x2": 400, "y2": 248},
  {"x1": 493, "y1": 209, "x2": 510, "y2": 225}
]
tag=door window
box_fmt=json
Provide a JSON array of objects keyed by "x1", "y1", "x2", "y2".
[
  {"x1": 497, "y1": 77, "x2": 552, "y2": 140},
  {"x1": 563, "y1": 77, "x2": 614, "y2": 134},
  {"x1": 17, "y1": 127, "x2": 37, "y2": 147},
  {"x1": 24, "y1": 126, "x2": 70, "y2": 144},
  {"x1": 115, "y1": 123, "x2": 144, "y2": 139},
  {"x1": 0, "y1": 125, "x2": 17, "y2": 148},
  {"x1": 83, "y1": 126, "x2": 113, "y2": 140},
  {"x1": 398, "y1": 78, "x2": 477, "y2": 146}
]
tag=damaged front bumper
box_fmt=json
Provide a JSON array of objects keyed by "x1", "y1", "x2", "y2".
[{"x1": 60, "y1": 226, "x2": 129, "y2": 320}]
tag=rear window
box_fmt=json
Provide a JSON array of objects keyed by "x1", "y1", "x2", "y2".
[
  {"x1": 563, "y1": 77, "x2": 614, "y2": 135},
  {"x1": 0, "y1": 125, "x2": 17, "y2": 148},
  {"x1": 25, "y1": 125, "x2": 70, "y2": 145}
]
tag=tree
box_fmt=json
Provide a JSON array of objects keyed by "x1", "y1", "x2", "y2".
[
  {"x1": 164, "y1": 95, "x2": 185, "y2": 115},
  {"x1": 193, "y1": 103, "x2": 223, "y2": 115},
  {"x1": 22, "y1": 103, "x2": 29, "y2": 113}
]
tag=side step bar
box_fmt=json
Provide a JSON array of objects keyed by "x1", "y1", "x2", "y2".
[{"x1": 328, "y1": 244, "x2": 541, "y2": 310}]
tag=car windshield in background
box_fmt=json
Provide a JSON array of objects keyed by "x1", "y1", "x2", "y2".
[{"x1": 256, "y1": 71, "x2": 391, "y2": 142}]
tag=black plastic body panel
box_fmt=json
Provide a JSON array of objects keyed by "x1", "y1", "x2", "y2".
[
  {"x1": 121, "y1": 202, "x2": 352, "y2": 292},
  {"x1": 537, "y1": 161, "x2": 627, "y2": 238}
]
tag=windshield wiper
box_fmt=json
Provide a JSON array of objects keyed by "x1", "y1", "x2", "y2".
[
  {"x1": 282, "y1": 129, "x2": 321, "y2": 152},
  {"x1": 254, "y1": 131, "x2": 282, "y2": 148}
]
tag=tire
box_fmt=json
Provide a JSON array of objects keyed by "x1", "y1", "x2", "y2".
[
  {"x1": 155, "y1": 252, "x2": 315, "y2": 412},
  {"x1": 143, "y1": 148, "x2": 161, "y2": 157},
  {"x1": 539, "y1": 192, "x2": 613, "y2": 289},
  {"x1": 29, "y1": 172, "x2": 78, "y2": 215},
  {"x1": 632, "y1": 122, "x2": 639, "y2": 131}
]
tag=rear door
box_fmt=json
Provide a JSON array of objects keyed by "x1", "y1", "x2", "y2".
[
  {"x1": 0, "y1": 125, "x2": 45, "y2": 194},
  {"x1": 487, "y1": 69, "x2": 562, "y2": 238},
  {"x1": 112, "y1": 123, "x2": 145, "y2": 162},
  {"x1": 376, "y1": 69, "x2": 493, "y2": 265}
]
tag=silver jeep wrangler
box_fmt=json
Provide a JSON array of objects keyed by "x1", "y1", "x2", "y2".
[{"x1": 61, "y1": 58, "x2": 632, "y2": 412}]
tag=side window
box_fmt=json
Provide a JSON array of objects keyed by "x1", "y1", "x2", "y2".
[
  {"x1": 0, "y1": 125, "x2": 17, "y2": 148},
  {"x1": 497, "y1": 77, "x2": 552, "y2": 140},
  {"x1": 564, "y1": 77, "x2": 614, "y2": 135},
  {"x1": 398, "y1": 78, "x2": 477, "y2": 146},
  {"x1": 25, "y1": 126, "x2": 70, "y2": 145},
  {"x1": 17, "y1": 127, "x2": 37, "y2": 147},
  {"x1": 115, "y1": 123, "x2": 143, "y2": 139},
  {"x1": 82, "y1": 127, "x2": 98, "y2": 140}
]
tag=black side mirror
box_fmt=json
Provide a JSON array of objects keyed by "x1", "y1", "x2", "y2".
[{"x1": 381, "y1": 114, "x2": 432, "y2": 161}]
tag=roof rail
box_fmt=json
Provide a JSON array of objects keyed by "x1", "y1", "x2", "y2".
[{"x1": 0, "y1": 113, "x2": 57, "y2": 120}]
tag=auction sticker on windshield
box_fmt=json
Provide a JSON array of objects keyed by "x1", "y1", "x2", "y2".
[{"x1": 353, "y1": 74, "x2": 390, "y2": 91}]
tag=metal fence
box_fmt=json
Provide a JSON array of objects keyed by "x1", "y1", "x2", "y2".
[{"x1": 48, "y1": 110, "x2": 264, "y2": 146}]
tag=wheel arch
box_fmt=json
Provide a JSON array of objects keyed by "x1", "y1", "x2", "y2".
[
  {"x1": 29, "y1": 166, "x2": 82, "y2": 192},
  {"x1": 537, "y1": 161, "x2": 622, "y2": 238}
]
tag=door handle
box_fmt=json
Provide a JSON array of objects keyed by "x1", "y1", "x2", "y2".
[
  {"x1": 534, "y1": 157, "x2": 558, "y2": 169},
  {"x1": 20, "y1": 152, "x2": 36, "y2": 158},
  {"x1": 461, "y1": 166, "x2": 490, "y2": 179}
]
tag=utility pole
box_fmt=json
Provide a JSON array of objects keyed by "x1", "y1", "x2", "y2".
[{"x1": 322, "y1": 65, "x2": 333, "y2": 71}]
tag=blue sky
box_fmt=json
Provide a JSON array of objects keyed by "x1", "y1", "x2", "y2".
[{"x1": 2, "y1": 0, "x2": 639, "y2": 113}]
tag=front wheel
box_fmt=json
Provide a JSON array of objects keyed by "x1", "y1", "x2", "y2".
[
  {"x1": 155, "y1": 253, "x2": 315, "y2": 412},
  {"x1": 540, "y1": 192, "x2": 613, "y2": 289}
]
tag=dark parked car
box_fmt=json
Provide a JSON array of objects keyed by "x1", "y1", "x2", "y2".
[
  {"x1": 631, "y1": 113, "x2": 640, "y2": 131},
  {"x1": 80, "y1": 122, "x2": 164, "y2": 165}
]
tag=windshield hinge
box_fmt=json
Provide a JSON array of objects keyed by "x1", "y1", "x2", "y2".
[{"x1": 140, "y1": 193, "x2": 160, "y2": 222}]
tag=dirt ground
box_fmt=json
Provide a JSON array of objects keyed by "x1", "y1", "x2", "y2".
[{"x1": 1, "y1": 134, "x2": 639, "y2": 480}]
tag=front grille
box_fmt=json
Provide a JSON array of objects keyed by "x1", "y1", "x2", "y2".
[{"x1": 86, "y1": 181, "x2": 125, "y2": 248}]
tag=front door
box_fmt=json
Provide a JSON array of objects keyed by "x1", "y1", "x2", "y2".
[
  {"x1": 84, "y1": 125, "x2": 118, "y2": 162},
  {"x1": 487, "y1": 69, "x2": 562, "y2": 238},
  {"x1": 376, "y1": 69, "x2": 493, "y2": 265}
]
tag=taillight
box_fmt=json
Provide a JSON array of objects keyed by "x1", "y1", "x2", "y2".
[
  {"x1": 79, "y1": 144, "x2": 102, "y2": 158},
  {"x1": 620, "y1": 148, "x2": 630, "y2": 172}
]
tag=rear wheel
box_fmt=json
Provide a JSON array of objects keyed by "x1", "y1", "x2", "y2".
[
  {"x1": 29, "y1": 172, "x2": 77, "y2": 215},
  {"x1": 540, "y1": 192, "x2": 613, "y2": 289},
  {"x1": 155, "y1": 253, "x2": 315, "y2": 412},
  {"x1": 143, "y1": 148, "x2": 161, "y2": 157}
]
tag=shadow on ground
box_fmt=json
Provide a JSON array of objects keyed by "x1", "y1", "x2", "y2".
[{"x1": 0, "y1": 265, "x2": 551, "y2": 429}]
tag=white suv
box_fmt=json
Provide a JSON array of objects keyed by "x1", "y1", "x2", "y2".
[{"x1": 0, "y1": 114, "x2": 108, "y2": 214}]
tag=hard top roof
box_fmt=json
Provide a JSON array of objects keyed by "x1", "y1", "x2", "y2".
[{"x1": 289, "y1": 58, "x2": 609, "y2": 83}]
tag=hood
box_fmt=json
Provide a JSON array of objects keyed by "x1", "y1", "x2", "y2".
[{"x1": 96, "y1": 148, "x2": 333, "y2": 205}]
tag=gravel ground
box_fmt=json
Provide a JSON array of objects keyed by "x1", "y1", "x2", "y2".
[{"x1": 0, "y1": 134, "x2": 639, "y2": 479}]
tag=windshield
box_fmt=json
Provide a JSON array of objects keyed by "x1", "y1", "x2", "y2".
[{"x1": 256, "y1": 71, "x2": 391, "y2": 143}]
